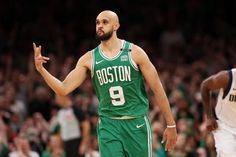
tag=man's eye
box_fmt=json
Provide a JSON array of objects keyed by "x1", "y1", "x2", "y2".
[{"x1": 103, "y1": 20, "x2": 108, "y2": 24}]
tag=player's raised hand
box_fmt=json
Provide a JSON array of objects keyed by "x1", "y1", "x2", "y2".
[{"x1": 33, "y1": 43, "x2": 49, "y2": 72}]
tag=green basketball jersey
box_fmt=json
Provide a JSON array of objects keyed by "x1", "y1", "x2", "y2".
[{"x1": 92, "y1": 40, "x2": 149, "y2": 117}]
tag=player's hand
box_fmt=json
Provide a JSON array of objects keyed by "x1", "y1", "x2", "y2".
[
  {"x1": 161, "y1": 127, "x2": 177, "y2": 151},
  {"x1": 79, "y1": 141, "x2": 87, "y2": 155},
  {"x1": 206, "y1": 117, "x2": 218, "y2": 132},
  {"x1": 33, "y1": 43, "x2": 49, "y2": 72}
]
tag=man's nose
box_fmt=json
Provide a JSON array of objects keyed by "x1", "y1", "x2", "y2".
[{"x1": 97, "y1": 24, "x2": 103, "y2": 29}]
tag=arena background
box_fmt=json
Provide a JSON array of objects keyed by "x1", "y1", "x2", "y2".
[{"x1": 0, "y1": 0, "x2": 236, "y2": 157}]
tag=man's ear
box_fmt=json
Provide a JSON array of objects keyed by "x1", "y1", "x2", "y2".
[{"x1": 114, "y1": 23, "x2": 120, "y2": 31}]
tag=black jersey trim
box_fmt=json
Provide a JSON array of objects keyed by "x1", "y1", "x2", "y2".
[{"x1": 222, "y1": 70, "x2": 233, "y2": 99}]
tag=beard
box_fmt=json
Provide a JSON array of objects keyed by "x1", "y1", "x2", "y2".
[{"x1": 96, "y1": 30, "x2": 113, "y2": 41}]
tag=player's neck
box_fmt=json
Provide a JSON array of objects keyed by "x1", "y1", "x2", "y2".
[{"x1": 100, "y1": 36, "x2": 122, "y2": 54}]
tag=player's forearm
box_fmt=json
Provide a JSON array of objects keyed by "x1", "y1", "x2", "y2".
[
  {"x1": 200, "y1": 84, "x2": 213, "y2": 118},
  {"x1": 38, "y1": 67, "x2": 66, "y2": 95},
  {"x1": 157, "y1": 96, "x2": 176, "y2": 125},
  {"x1": 154, "y1": 87, "x2": 175, "y2": 125},
  {"x1": 151, "y1": 81, "x2": 175, "y2": 125}
]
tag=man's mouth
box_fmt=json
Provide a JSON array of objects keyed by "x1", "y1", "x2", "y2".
[{"x1": 97, "y1": 30, "x2": 104, "y2": 35}]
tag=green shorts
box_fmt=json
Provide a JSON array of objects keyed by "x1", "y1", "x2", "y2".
[{"x1": 97, "y1": 115, "x2": 152, "y2": 157}]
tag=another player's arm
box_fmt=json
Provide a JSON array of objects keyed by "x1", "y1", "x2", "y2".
[
  {"x1": 33, "y1": 43, "x2": 91, "y2": 95},
  {"x1": 200, "y1": 71, "x2": 228, "y2": 118},
  {"x1": 132, "y1": 45, "x2": 177, "y2": 150},
  {"x1": 79, "y1": 119, "x2": 90, "y2": 154}
]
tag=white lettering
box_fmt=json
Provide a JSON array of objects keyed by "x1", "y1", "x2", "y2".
[
  {"x1": 101, "y1": 68, "x2": 108, "y2": 84},
  {"x1": 119, "y1": 66, "x2": 125, "y2": 81},
  {"x1": 124, "y1": 66, "x2": 131, "y2": 81},
  {"x1": 112, "y1": 66, "x2": 118, "y2": 82},
  {"x1": 107, "y1": 67, "x2": 114, "y2": 83},
  {"x1": 96, "y1": 71, "x2": 103, "y2": 85},
  {"x1": 95, "y1": 66, "x2": 131, "y2": 85}
]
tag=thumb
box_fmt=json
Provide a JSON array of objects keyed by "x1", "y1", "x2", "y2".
[{"x1": 161, "y1": 133, "x2": 167, "y2": 144}]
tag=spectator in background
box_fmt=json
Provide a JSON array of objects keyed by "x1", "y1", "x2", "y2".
[
  {"x1": 52, "y1": 94, "x2": 90, "y2": 157},
  {"x1": 4, "y1": 84, "x2": 26, "y2": 127},
  {"x1": 41, "y1": 134, "x2": 66, "y2": 157},
  {"x1": 0, "y1": 132, "x2": 10, "y2": 157},
  {"x1": 32, "y1": 112, "x2": 50, "y2": 145},
  {"x1": 28, "y1": 86, "x2": 53, "y2": 121},
  {"x1": 9, "y1": 135, "x2": 39, "y2": 157},
  {"x1": 19, "y1": 113, "x2": 48, "y2": 155}
]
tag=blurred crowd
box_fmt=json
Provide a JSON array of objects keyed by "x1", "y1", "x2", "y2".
[{"x1": 0, "y1": 0, "x2": 236, "y2": 157}]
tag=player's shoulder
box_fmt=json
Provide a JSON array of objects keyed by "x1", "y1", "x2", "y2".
[
  {"x1": 130, "y1": 43, "x2": 148, "y2": 58},
  {"x1": 217, "y1": 70, "x2": 228, "y2": 76},
  {"x1": 120, "y1": 39, "x2": 144, "y2": 53},
  {"x1": 205, "y1": 70, "x2": 227, "y2": 82},
  {"x1": 79, "y1": 50, "x2": 92, "y2": 61},
  {"x1": 214, "y1": 70, "x2": 231, "y2": 79},
  {"x1": 209, "y1": 70, "x2": 230, "y2": 86},
  {"x1": 128, "y1": 42, "x2": 146, "y2": 56},
  {"x1": 75, "y1": 51, "x2": 93, "y2": 68},
  {"x1": 130, "y1": 43, "x2": 143, "y2": 52},
  {"x1": 126, "y1": 42, "x2": 150, "y2": 66}
]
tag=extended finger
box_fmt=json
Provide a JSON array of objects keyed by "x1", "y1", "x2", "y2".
[
  {"x1": 35, "y1": 58, "x2": 48, "y2": 64},
  {"x1": 35, "y1": 56, "x2": 49, "y2": 61},
  {"x1": 34, "y1": 56, "x2": 50, "y2": 60},
  {"x1": 166, "y1": 140, "x2": 172, "y2": 150},
  {"x1": 37, "y1": 45, "x2": 42, "y2": 57},
  {"x1": 42, "y1": 56, "x2": 50, "y2": 60},
  {"x1": 161, "y1": 134, "x2": 167, "y2": 144},
  {"x1": 165, "y1": 141, "x2": 173, "y2": 151},
  {"x1": 34, "y1": 48, "x2": 40, "y2": 57},
  {"x1": 33, "y1": 44, "x2": 42, "y2": 57},
  {"x1": 166, "y1": 138, "x2": 177, "y2": 151},
  {"x1": 33, "y1": 42, "x2": 36, "y2": 51},
  {"x1": 35, "y1": 57, "x2": 46, "y2": 61}
]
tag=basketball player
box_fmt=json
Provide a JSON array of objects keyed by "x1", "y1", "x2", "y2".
[
  {"x1": 201, "y1": 69, "x2": 236, "y2": 157},
  {"x1": 33, "y1": 10, "x2": 177, "y2": 157}
]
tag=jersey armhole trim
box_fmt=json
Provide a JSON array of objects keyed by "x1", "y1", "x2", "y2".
[
  {"x1": 91, "y1": 50, "x2": 95, "y2": 78},
  {"x1": 222, "y1": 70, "x2": 232, "y2": 99},
  {"x1": 128, "y1": 44, "x2": 139, "y2": 71}
]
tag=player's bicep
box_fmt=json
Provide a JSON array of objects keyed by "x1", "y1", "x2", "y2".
[
  {"x1": 62, "y1": 54, "x2": 90, "y2": 94},
  {"x1": 140, "y1": 61, "x2": 161, "y2": 93},
  {"x1": 138, "y1": 56, "x2": 155, "y2": 81},
  {"x1": 132, "y1": 46, "x2": 161, "y2": 92},
  {"x1": 64, "y1": 67, "x2": 87, "y2": 89}
]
